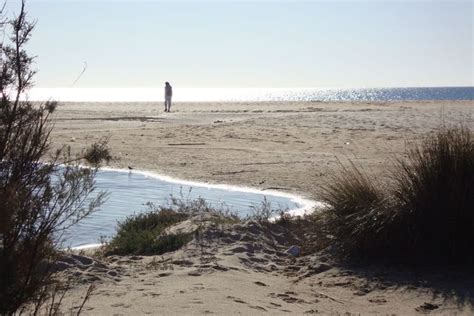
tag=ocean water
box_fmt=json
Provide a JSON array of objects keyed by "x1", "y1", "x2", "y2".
[
  {"x1": 28, "y1": 87, "x2": 473, "y2": 102},
  {"x1": 63, "y1": 168, "x2": 315, "y2": 248}
]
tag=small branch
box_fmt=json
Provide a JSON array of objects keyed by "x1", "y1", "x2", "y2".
[
  {"x1": 76, "y1": 284, "x2": 96, "y2": 315},
  {"x1": 241, "y1": 160, "x2": 313, "y2": 165},
  {"x1": 211, "y1": 169, "x2": 258, "y2": 176},
  {"x1": 262, "y1": 186, "x2": 292, "y2": 191},
  {"x1": 314, "y1": 290, "x2": 345, "y2": 304},
  {"x1": 167, "y1": 142, "x2": 206, "y2": 146}
]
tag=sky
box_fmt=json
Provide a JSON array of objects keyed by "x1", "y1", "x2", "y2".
[{"x1": 2, "y1": 0, "x2": 473, "y2": 88}]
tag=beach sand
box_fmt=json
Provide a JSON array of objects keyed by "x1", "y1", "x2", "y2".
[{"x1": 50, "y1": 100, "x2": 473, "y2": 315}]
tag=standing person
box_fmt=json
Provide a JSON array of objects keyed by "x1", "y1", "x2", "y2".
[{"x1": 164, "y1": 82, "x2": 173, "y2": 112}]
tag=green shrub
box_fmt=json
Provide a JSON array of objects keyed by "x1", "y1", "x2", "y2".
[
  {"x1": 104, "y1": 209, "x2": 192, "y2": 256},
  {"x1": 318, "y1": 126, "x2": 474, "y2": 263}
]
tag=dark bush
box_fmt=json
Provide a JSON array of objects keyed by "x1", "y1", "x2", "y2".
[
  {"x1": 0, "y1": 2, "x2": 111, "y2": 313},
  {"x1": 318, "y1": 126, "x2": 474, "y2": 263},
  {"x1": 392, "y1": 126, "x2": 474, "y2": 261}
]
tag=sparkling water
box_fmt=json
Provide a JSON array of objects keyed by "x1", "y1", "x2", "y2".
[{"x1": 28, "y1": 87, "x2": 473, "y2": 102}]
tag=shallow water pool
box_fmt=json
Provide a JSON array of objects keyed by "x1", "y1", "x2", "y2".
[{"x1": 63, "y1": 168, "x2": 313, "y2": 248}]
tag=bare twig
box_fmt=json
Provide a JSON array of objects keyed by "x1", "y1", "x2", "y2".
[
  {"x1": 314, "y1": 290, "x2": 345, "y2": 304},
  {"x1": 76, "y1": 284, "x2": 96, "y2": 315},
  {"x1": 167, "y1": 142, "x2": 206, "y2": 146},
  {"x1": 211, "y1": 169, "x2": 258, "y2": 176}
]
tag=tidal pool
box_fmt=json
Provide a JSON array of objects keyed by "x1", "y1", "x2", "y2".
[{"x1": 63, "y1": 168, "x2": 316, "y2": 248}]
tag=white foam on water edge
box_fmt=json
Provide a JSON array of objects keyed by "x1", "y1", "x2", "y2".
[{"x1": 70, "y1": 243, "x2": 103, "y2": 251}]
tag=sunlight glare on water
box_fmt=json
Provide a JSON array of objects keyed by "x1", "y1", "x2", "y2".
[{"x1": 27, "y1": 87, "x2": 473, "y2": 102}]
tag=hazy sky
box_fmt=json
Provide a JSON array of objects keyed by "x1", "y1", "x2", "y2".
[{"x1": 3, "y1": 0, "x2": 473, "y2": 88}]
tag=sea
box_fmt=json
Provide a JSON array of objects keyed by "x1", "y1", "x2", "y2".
[{"x1": 27, "y1": 87, "x2": 473, "y2": 103}]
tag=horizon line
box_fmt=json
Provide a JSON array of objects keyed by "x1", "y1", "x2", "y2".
[{"x1": 31, "y1": 85, "x2": 474, "y2": 90}]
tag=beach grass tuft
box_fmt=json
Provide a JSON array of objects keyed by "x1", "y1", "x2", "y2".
[
  {"x1": 318, "y1": 126, "x2": 474, "y2": 263},
  {"x1": 103, "y1": 208, "x2": 192, "y2": 256}
]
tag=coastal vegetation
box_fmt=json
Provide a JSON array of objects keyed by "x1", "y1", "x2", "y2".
[
  {"x1": 0, "y1": 2, "x2": 110, "y2": 313},
  {"x1": 317, "y1": 126, "x2": 474, "y2": 263},
  {"x1": 104, "y1": 207, "x2": 193, "y2": 256}
]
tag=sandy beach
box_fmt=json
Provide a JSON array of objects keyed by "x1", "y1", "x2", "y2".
[
  {"x1": 51, "y1": 100, "x2": 472, "y2": 196},
  {"x1": 50, "y1": 100, "x2": 473, "y2": 315}
]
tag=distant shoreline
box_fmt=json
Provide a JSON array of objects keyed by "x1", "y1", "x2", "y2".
[
  {"x1": 28, "y1": 87, "x2": 474, "y2": 103},
  {"x1": 45, "y1": 99, "x2": 472, "y2": 104}
]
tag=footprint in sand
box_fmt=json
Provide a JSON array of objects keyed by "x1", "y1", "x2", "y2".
[
  {"x1": 368, "y1": 296, "x2": 387, "y2": 304},
  {"x1": 171, "y1": 259, "x2": 194, "y2": 267},
  {"x1": 282, "y1": 297, "x2": 301, "y2": 303},
  {"x1": 212, "y1": 265, "x2": 228, "y2": 271},
  {"x1": 110, "y1": 303, "x2": 129, "y2": 308},
  {"x1": 254, "y1": 281, "x2": 267, "y2": 287},
  {"x1": 275, "y1": 293, "x2": 306, "y2": 304},
  {"x1": 415, "y1": 302, "x2": 440, "y2": 312},
  {"x1": 191, "y1": 300, "x2": 204, "y2": 304},
  {"x1": 233, "y1": 299, "x2": 246, "y2": 304},
  {"x1": 250, "y1": 305, "x2": 267, "y2": 311},
  {"x1": 230, "y1": 246, "x2": 247, "y2": 253},
  {"x1": 188, "y1": 270, "x2": 202, "y2": 276},
  {"x1": 226, "y1": 295, "x2": 247, "y2": 304},
  {"x1": 304, "y1": 309, "x2": 319, "y2": 314}
]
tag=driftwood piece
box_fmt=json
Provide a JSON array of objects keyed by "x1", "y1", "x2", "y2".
[
  {"x1": 167, "y1": 143, "x2": 206, "y2": 146},
  {"x1": 211, "y1": 169, "x2": 258, "y2": 176},
  {"x1": 241, "y1": 160, "x2": 313, "y2": 165},
  {"x1": 262, "y1": 187, "x2": 292, "y2": 191}
]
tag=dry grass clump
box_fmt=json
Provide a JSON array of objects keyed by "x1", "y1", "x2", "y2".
[{"x1": 318, "y1": 126, "x2": 474, "y2": 263}]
